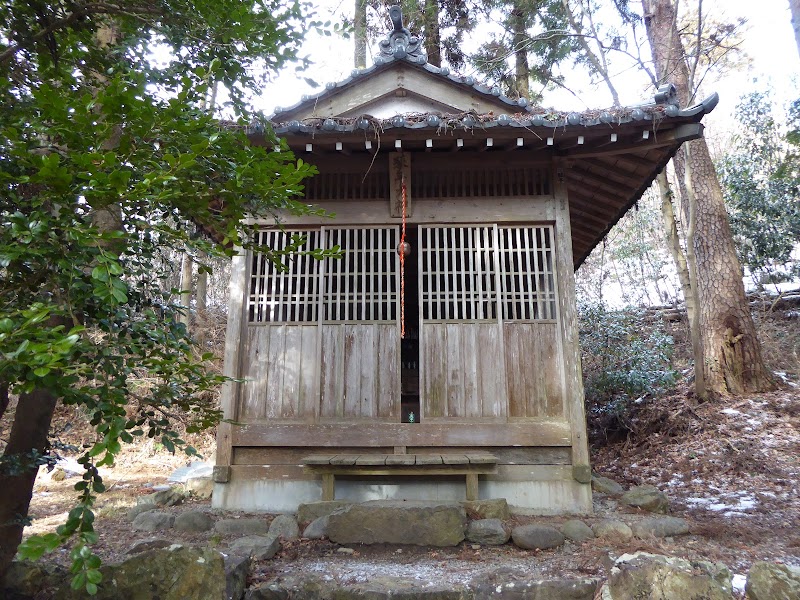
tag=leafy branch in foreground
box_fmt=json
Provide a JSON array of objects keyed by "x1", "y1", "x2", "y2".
[{"x1": 0, "y1": 0, "x2": 334, "y2": 591}]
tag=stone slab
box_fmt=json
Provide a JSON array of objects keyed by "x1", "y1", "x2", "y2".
[{"x1": 326, "y1": 500, "x2": 466, "y2": 546}]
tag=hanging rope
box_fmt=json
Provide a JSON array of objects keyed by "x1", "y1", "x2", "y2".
[{"x1": 400, "y1": 171, "x2": 408, "y2": 339}]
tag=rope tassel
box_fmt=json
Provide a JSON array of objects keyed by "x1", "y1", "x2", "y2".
[{"x1": 398, "y1": 172, "x2": 409, "y2": 339}]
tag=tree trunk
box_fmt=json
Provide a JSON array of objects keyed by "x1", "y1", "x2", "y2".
[
  {"x1": 196, "y1": 256, "x2": 208, "y2": 345},
  {"x1": 422, "y1": 0, "x2": 441, "y2": 67},
  {"x1": 791, "y1": 0, "x2": 800, "y2": 60},
  {"x1": 643, "y1": 0, "x2": 774, "y2": 395},
  {"x1": 354, "y1": 0, "x2": 367, "y2": 68},
  {"x1": 510, "y1": 4, "x2": 530, "y2": 99},
  {"x1": 0, "y1": 384, "x2": 59, "y2": 580},
  {"x1": 179, "y1": 251, "x2": 193, "y2": 328}
]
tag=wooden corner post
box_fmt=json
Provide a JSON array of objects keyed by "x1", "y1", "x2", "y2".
[
  {"x1": 214, "y1": 247, "x2": 247, "y2": 484},
  {"x1": 552, "y1": 161, "x2": 592, "y2": 485}
]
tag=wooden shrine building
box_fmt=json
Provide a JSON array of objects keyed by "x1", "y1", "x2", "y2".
[{"x1": 213, "y1": 7, "x2": 718, "y2": 513}]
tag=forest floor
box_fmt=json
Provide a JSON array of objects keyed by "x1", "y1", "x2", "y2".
[{"x1": 4, "y1": 306, "x2": 799, "y2": 596}]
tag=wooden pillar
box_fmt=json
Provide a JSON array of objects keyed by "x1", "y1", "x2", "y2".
[
  {"x1": 214, "y1": 248, "x2": 248, "y2": 484},
  {"x1": 552, "y1": 161, "x2": 592, "y2": 485},
  {"x1": 322, "y1": 474, "x2": 335, "y2": 501},
  {"x1": 465, "y1": 474, "x2": 479, "y2": 501},
  {"x1": 389, "y1": 152, "x2": 411, "y2": 218}
]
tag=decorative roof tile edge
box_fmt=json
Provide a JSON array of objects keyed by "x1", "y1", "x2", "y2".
[{"x1": 262, "y1": 92, "x2": 718, "y2": 136}]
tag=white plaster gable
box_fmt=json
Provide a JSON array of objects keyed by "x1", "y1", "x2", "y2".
[{"x1": 274, "y1": 62, "x2": 516, "y2": 122}]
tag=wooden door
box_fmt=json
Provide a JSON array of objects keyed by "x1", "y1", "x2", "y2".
[
  {"x1": 497, "y1": 226, "x2": 565, "y2": 419},
  {"x1": 319, "y1": 227, "x2": 401, "y2": 421},
  {"x1": 239, "y1": 226, "x2": 401, "y2": 423},
  {"x1": 418, "y1": 224, "x2": 565, "y2": 422},
  {"x1": 419, "y1": 225, "x2": 507, "y2": 420}
]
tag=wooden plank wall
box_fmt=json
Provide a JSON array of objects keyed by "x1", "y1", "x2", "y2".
[
  {"x1": 239, "y1": 324, "x2": 319, "y2": 420},
  {"x1": 422, "y1": 323, "x2": 506, "y2": 419},
  {"x1": 320, "y1": 323, "x2": 399, "y2": 420},
  {"x1": 505, "y1": 323, "x2": 564, "y2": 418}
]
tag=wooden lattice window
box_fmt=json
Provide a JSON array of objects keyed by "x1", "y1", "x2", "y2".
[
  {"x1": 498, "y1": 226, "x2": 557, "y2": 321},
  {"x1": 420, "y1": 226, "x2": 498, "y2": 321},
  {"x1": 248, "y1": 229, "x2": 323, "y2": 323},
  {"x1": 323, "y1": 227, "x2": 399, "y2": 322},
  {"x1": 247, "y1": 227, "x2": 399, "y2": 324},
  {"x1": 419, "y1": 225, "x2": 557, "y2": 323}
]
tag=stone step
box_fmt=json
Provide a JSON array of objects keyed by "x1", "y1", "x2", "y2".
[
  {"x1": 326, "y1": 500, "x2": 467, "y2": 546},
  {"x1": 245, "y1": 574, "x2": 599, "y2": 599}
]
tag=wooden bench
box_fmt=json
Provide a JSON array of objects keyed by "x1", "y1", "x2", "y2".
[{"x1": 301, "y1": 453, "x2": 498, "y2": 501}]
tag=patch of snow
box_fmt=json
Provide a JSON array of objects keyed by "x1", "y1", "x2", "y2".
[
  {"x1": 774, "y1": 371, "x2": 798, "y2": 388},
  {"x1": 731, "y1": 573, "x2": 747, "y2": 594},
  {"x1": 58, "y1": 458, "x2": 86, "y2": 475},
  {"x1": 666, "y1": 475, "x2": 683, "y2": 487},
  {"x1": 685, "y1": 495, "x2": 757, "y2": 514},
  {"x1": 721, "y1": 408, "x2": 743, "y2": 416},
  {"x1": 168, "y1": 461, "x2": 214, "y2": 483},
  {"x1": 746, "y1": 419, "x2": 762, "y2": 426}
]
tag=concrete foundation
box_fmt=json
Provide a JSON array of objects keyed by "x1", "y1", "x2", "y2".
[{"x1": 212, "y1": 477, "x2": 592, "y2": 515}]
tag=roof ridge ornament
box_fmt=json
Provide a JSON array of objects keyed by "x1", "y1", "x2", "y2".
[
  {"x1": 654, "y1": 83, "x2": 678, "y2": 105},
  {"x1": 378, "y1": 6, "x2": 425, "y2": 62}
]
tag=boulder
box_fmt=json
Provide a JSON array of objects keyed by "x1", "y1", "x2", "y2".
[
  {"x1": 245, "y1": 583, "x2": 292, "y2": 599},
  {"x1": 631, "y1": 517, "x2": 689, "y2": 539},
  {"x1": 461, "y1": 498, "x2": 511, "y2": 520},
  {"x1": 2, "y1": 560, "x2": 66, "y2": 598},
  {"x1": 330, "y1": 576, "x2": 466, "y2": 599},
  {"x1": 127, "y1": 503, "x2": 157, "y2": 522},
  {"x1": 215, "y1": 517, "x2": 270, "y2": 536},
  {"x1": 473, "y1": 578, "x2": 598, "y2": 599},
  {"x1": 297, "y1": 501, "x2": 351, "y2": 525},
  {"x1": 228, "y1": 535, "x2": 281, "y2": 560},
  {"x1": 602, "y1": 552, "x2": 732, "y2": 600},
  {"x1": 466, "y1": 519, "x2": 510, "y2": 545},
  {"x1": 620, "y1": 484, "x2": 669, "y2": 514},
  {"x1": 561, "y1": 519, "x2": 595, "y2": 542},
  {"x1": 56, "y1": 546, "x2": 226, "y2": 600},
  {"x1": 224, "y1": 554, "x2": 250, "y2": 600},
  {"x1": 746, "y1": 561, "x2": 800, "y2": 600},
  {"x1": 326, "y1": 500, "x2": 466, "y2": 546},
  {"x1": 302, "y1": 515, "x2": 329, "y2": 540},
  {"x1": 268, "y1": 514, "x2": 300, "y2": 540},
  {"x1": 185, "y1": 476, "x2": 214, "y2": 499},
  {"x1": 132, "y1": 510, "x2": 176, "y2": 532},
  {"x1": 125, "y1": 538, "x2": 173, "y2": 555},
  {"x1": 591, "y1": 519, "x2": 632, "y2": 543},
  {"x1": 138, "y1": 485, "x2": 186, "y2": 508},
  {"x1": 245, "y1": 575, "x2": 333, "y2": 599},
  {"x1": 592, "y1": 475, "x2": 624, "y2": 497},
  {"x1": 511, "y1": 524, "x2": 565, "y2": 550},
  {"x1": 174, "y1": 510, "x2": 214, "y2": 533}
]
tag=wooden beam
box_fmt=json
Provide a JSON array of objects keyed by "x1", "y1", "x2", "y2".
[
  {"x1": 264, "y1": 197, "x2": 556, "y2": 227},
  {"x1": 558, "y1": 124, "x2": 701, "y2": 159},
  {"x1": 231, "y1": 421, "x2": 573, "y2": 447},
  {"x1": 566, "y1": 184, "x2": 624, "y2": 215},
  {"x1": 568, "y1": 165, "x2": 637, "y2": 195},
  {"x1": 581, "y1": 157, "x2": 648, "y2": 183}
]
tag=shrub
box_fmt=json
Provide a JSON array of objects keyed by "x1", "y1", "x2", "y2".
[{"x1": 579, "y1": 303, "x2": 677, "y2": 440}]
